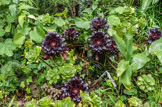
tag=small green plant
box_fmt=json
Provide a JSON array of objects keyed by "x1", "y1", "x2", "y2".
[
  {"x1": 137, "y1": 74, "x2": 155, "y2": 92},
  {"x1": 128, "y1": 96, "x2": 142, "y2": 107}
]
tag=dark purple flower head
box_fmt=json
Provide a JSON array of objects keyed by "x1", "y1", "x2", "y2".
[
  {"x1": 60, "y1": 76, "x2": 89, "y2": 103},
  {"x1": 107, "y1": 39, "x2": 119, "y2": 55},
  {"x1": 42, "y1": 32, "x2": 66, "y2": 56},
  {"x1": 88, "y1": 31, "x2": 110, "y2": 53},
  {"x1": 145, "y1": 28, "x2": 162, "y2": 44},
  {"x1": 91, "y1": 17, "x2": 108, "y2": 31},
  {"x1": 64, "y1": 27, "x2": 80, "y2": 40}
]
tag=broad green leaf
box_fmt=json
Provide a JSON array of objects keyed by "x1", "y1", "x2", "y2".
[
  {"x1": 17, "y1": 23, "x2": 31, "y2": 35},
  {"x1": 0, "y1": 26, "x2": 5, "y2": 36},
  {"x1": 149, "y1": 38, "x2": 162, "y2": 64},
  {"x1": 120, "y1": 65, "x2": 132, "y2": 90},
  {"x1": 108, "y1": 15, "x2": 120, "y2": 26},
  {"x1": 0, "y1": 39, "x2": 16, "y2": 56},
  {"x1": 18, "y1": 14, "x2": 25, "y2": 28},
  {"x1": 19, "y1": 3, "x2": 35, "y2": 10},
  {"x1": 1, "y1": 0, "x2": 11, "y2": 5},
  {"x1": 125, "y1": 32, "x2": 133, "y2": 60},
  {"x1": 9, "y1": 4, "x2": 17, "y2": 17},
  {"x1": 75, "y1": 18, "x2": 90, "y2": 30},
  {"x1": 149, "y1": 38, "x2": 162, "y2": 52},
  {"x1": 154, "y1": 50, "x2": 162, "y2": 64},
  {"x1": 30, "y1": 27, "x2": 45, "y2": 43},
  {"x1": 117, "y1": 60, "x2": 129, "y2": 77},
  {"x1": 131, "y1": 51, "x2": 150, "y2": 71},
  {"x1": 13, "y1": 33, "x2": 25, "y2": 46},
  {"x1": 54, "y1": 17, "x2": 65, "y2": 27},
  {"x1": 113, "y1": 30, "x2": 126, "y2": 58}
]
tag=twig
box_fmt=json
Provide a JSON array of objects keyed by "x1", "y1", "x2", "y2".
[
  {"x1": 39, "y1": 57, "x2": 54, "y2": 69},
  {"x1": 107, "y1": 60, "x2": 117, "y2": 70}
]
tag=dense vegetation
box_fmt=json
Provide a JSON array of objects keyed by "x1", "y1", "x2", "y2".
[{"x1": 0, "y1": 0, "x2": 162, "y2": 106}]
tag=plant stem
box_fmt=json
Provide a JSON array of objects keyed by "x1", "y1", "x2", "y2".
[{"x1": 39, "y1": 57, "x2": 54, "y2": 69}]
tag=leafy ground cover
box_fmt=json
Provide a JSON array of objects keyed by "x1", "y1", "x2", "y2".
[{"x1": 0, "y1": 0, "x2": 162, "y2": 107}]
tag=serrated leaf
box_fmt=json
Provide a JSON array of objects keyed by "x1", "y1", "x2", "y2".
[
  {"x1": 75, "y1": 18, "x2": 90, "y2": 30},
  {"x1": 13, "y1": 33, "x2": 25, "y2": 46},
  {"x1": 30, "y1": 27, "x2": 45, "y2": 43},
  {"x1": 108, "y1": 15, "x2": 120, "y2": 26},
  {"x1": 17, "y1": 23, "x2": 31, "y2": 35},
  {"x1": 54, "y1": 17, "x2": 65, "y2": 27},
  {"x1": 0, "y1": 39, "x2": 16, "y2": 56}
]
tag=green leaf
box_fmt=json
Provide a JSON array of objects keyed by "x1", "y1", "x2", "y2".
[
  {"x1": 123, "y1": 88, "x2": 137, "y2": 95},
  {"x1": 120, "y1": 66, "x2": 132, "y2": 90},
  {"x1": 17, "y1": 23, "x2": 31, "y2": 35},
  {"x1": 125, "y1": 32, "x2": 133, "y2": 60},
  {"x1": 154, "y1": 50, "x2": 162, "y2": 64},
  {"x1": 0, "y1": 39, "x2": 16, "y2": 56},
  {"x1": 117, "y1": 60, "x2": 129, "y2": 77},
  {"x1": 114, "y1": 100, "x2": 126, "y2": 107},
  {"x1": 30, "y1": 27, "x2": 45, "y2": 43},
  {"x1": 25, "y1": 46, "x2": 42, "y2": 64},
  {"x1": 108, "y1": 15, "x2": 120, "y2": 26},
  {"x1": 13, "y1": 33, "x2": 25, "y2": 46},
  {"x1": 92, "y1": 1, "x2": 98, "y2": 10},
  {"x1": 75, "y1": 18, "x2": 90, "y2": 30},
  {"x1": 141, "y1": 0, "x2": 152, "y2": 12},
  {"x1": 5, "y1": 23, "x2": 11, "y2": 32},
  {"x1": 55, "y1": 97, "x2": 74, "y2": 107},
  {"x1": 54, "y1": 17, "x2": 65, "y2": 27},
  {"x1": 1, "y1": 0, "x2": 11, "y2": 5},
  {"x1": 0, "y1": 91, "x2": 3, "y2": 99},
  {"x1": 20, "y1": 81, "x2": 25, "y2": 88},
  {"x1": 18, "y1": 14, "x2": 25, "y2": 28},
  {"x1": 110, "y1": 6, "x2": 125, "y2": 14},
  {"x1": 9, "y1": 4, "x2": 17, "y2": 17},
  {"x1": 149, "y1": 38, "x2": 162, "y2": 52},
  {"x1": 26, "y1": 88, "x2": 31, "y2": 94},
  {"x1": 0, "y1": 26, "x2": 5, "y2": 36},
  {"x1": 112, "y1": 30, "x2": 126, "y2": 58},
  {"x1": 19, "y1": 3, "x2": 35, "y2": 10},
  {"x1": 131, "y1": 51, "x2": 150, "y2": 71},
  {"x1": 149, "y1": 38, "x2": 162, "y2": 63}
]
